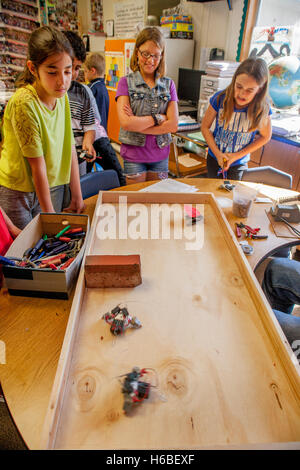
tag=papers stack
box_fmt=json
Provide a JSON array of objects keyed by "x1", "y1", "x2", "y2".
[
  {"x1": 139, "y1": 179, "x2": 198, "y2": 193},
  {"x1": 205, "y1": 61, "x2": 240, "y2": 78},
  {"x1": 177, "y1": 115, "x2": 200, "y2": 131},
  {"x1": 271, "y1": 114, "x2": 300, "y2": 137}
]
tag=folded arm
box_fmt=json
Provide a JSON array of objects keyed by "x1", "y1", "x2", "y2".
[{"x1": 117, "y1": 95, "x2": 178, "y2": 134}]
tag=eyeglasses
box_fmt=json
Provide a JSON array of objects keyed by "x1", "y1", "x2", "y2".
[{"x1": 138, "y1": 50, "x2": 161, "y2": 61}]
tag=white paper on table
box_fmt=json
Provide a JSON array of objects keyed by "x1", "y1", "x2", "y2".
[
  {"x1": 139, "y1": 178, "x2": 198, "y2": 193},
  {"x1": 255, "y1": 197, "x2": 273, "y2": 203},
  {"x1": 178, "y1": 154, "x2": 203, "y2": 168}
]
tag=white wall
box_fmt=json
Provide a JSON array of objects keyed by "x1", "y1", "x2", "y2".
[
  {"x1": 102, "y1": 0, "x2": 244, "y2": 65},
  {"x1": 182, "y1": 0, "x2": 244, "y2": 67},
  {"x1": 256, "y1": 0, "x2": 300, "y2": 27}
]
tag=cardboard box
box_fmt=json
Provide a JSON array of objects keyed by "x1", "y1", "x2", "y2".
[
  {"x1": 161, "y1": 23, "x2": 194, "y2": 32},
  {"x1": 3, "y1": 213, "x2": 89, "y2": 299},
  {"x1": 160, "y1": 15, "x2": 192, "y2": 24},
  {"x1": 170, "y1": 31, "x2": 193, "y2": 39}
]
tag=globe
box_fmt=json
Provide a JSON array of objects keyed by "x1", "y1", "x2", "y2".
[{"x1": 268, "y1": 55, "x2": 300, "y2": 109}]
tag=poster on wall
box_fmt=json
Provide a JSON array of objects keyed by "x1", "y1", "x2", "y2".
[
  {"x1": 90, "y1": 0, "x2": 103, "y2": 33},
  {"x1": 124, "y1": 42, "x2": 135, "y2": 75},
  {"x1": 114, "y1": 0, "x2": 146, "y2": 38},
  {"x1": 249, "y1": 25, "x2": 300, "y2": 64},
  {"x1": 47, "y1": 0, "x2": 78, "y2": 31},
  {"x1": 105, "y1": 52, "x2": 124, "y2": 91}
]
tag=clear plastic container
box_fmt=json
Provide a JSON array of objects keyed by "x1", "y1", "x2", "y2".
[{"x1": 232, "y1": 185, "x2": 257, "y2": 218}]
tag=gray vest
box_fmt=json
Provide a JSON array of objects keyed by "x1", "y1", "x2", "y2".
[{"x1": 119, "y1": 71, "x2": 173, "y2": 148}]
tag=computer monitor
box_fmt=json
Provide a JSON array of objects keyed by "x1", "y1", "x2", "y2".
[{"x1": 177, "y1": 68, "x2": 205, "y2": 106}]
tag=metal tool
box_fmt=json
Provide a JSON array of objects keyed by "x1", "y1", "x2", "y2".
[
  {"x1": 236, "y1": 222, "x2": 268, "y2": 240},
  {"x1": 270, "y1": 204, "x2": 300, "y2": 223},
  {"x1": 217, "y1": 158, "x2": 228, "y2": 179}
]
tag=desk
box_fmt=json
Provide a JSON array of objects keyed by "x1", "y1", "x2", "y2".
[
  {"x1": 170, "y1": 130, "x2": 207, "y2": 178},
  {"x1": 1, "y1": 179, "x2": 299, "y2": 449}
]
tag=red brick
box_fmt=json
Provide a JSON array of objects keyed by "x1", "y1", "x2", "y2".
[{"x1": 84, "y1": 255, "x2": 142, "y2": 288}]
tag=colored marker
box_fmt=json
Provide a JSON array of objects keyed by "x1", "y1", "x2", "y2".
[
  {"x1": 0, "y1": 255, "x2": 16, "y2": 266},
  {"x1": 55, "y1": 225, "x2": 71, "y2": 238}
]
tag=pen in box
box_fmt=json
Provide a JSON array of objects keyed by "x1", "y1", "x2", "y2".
[
  {"x1": 55, "y1": 225, "x2": 71, "y2": 238},
  {"x1": 0, "y1": 255, "x2": 16, "y2": 266}
]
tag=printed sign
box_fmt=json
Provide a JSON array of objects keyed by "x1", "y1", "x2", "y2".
[{"x1": 114, "y1": 0, "x2": 146, "y2": 38}]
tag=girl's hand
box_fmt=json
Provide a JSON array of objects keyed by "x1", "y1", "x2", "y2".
[
  {"x1": 123, "y1": 104, "x2": 134, "y2": 116},
  {"x1": 64, "y1": 197, "x2": 86, "y2": 214},
  {"x1": 9, "y1": 225, "x2": 22, "y2": 239},
  {"x1": 216, "y1": 153, "x2": 228, "y2": 170},
  {"x1": 82, "y1": 143, "x2": 97, "y2": 161},
  {"x1": 223, "y1": 153, "x2": 238, "y2": 171},
  {"x1": 158, "y1": 114, "x2": 167, "y2": 124}
]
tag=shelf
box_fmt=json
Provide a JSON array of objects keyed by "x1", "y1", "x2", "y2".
[
  {"x1": 14, "y1": 0, "x2": 38, "y2": 7},
  {"x1": 1, "y1": 50, "x2": 26, "y2": 58},
  {"x1": 0, "y1": 63, "x2": 23, "y2": 71},
  {"x1": 3, "y1": 37, "x2": 28, "y2": 46},
  {"x1": 1, "y1": 8, "x2": 39, "y2": 23},
  {"x1": 0, "y1": 22, "x2": 34, "y2": 34}
]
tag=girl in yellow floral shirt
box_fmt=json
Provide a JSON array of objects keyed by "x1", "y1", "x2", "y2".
[{"x1": 0, "y1": 26, "x2": 85, "y2": 229}]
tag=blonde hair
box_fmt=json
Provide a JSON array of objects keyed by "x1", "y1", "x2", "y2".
[
  {"x1": 130, "y1": 27, "x2": 166, "y2": 77},
  {"x1": 85, "y1": 52, "x2": 105, "y2": 76},
  {"x1": 219, "y1": 58, "x2": 270, "y2": 131}
]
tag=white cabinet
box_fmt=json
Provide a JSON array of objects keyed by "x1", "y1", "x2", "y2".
[{"x1": 164, "y1": 38, "x2": 195, "y2": 88}]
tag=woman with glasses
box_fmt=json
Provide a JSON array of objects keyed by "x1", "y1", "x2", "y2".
[{"x1": 116, "y1": 27, "x2": 178, "y2": 184}]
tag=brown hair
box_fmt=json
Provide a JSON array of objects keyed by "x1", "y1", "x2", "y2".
[
  {"x1": 130, "y1": 26, "x2": 166, "y2": 77},
  {"x1": 85, "y1": 52, "x2": 105, "y2": 76},
  {"x1": 218, "y1": 58, "x2": 270, "y2": 131},
  {"x1": 16, "y1": 26, "x2": 74, "y2": 88}
]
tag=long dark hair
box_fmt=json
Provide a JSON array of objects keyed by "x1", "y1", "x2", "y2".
[
  {"x1": 219, "y1": 58, "x2": 270, "y2": 131},
  {"x1": 16, "y1": 26, "x2": 74, "y2": 88}
]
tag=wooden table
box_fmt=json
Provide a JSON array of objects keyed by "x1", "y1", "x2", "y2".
[{"x1": 0, "y1": 178, "x2": 299, "y2": 449}]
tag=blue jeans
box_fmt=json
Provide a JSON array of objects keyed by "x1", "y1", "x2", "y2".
[
  {"x1": 262, "y1": 258, "x2": 300, "y2": 352},
  {"x1": 124, "y1": 159, "x2": 169, "y2": 176}
]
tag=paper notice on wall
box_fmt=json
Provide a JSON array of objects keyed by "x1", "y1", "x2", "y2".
[
  {"x1": 114, "y1": 0, "x2": 146, "y2": 38},
  {"x1": 124, "y1": 42, "x2": 135, "y2": 75}
]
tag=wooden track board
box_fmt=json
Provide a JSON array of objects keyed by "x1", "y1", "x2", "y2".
[{"x1": 41, "y1": 192, "x2": 300, "y2": 450}]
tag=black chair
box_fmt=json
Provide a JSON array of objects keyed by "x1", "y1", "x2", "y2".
[
  {"x1": 242, "y1": 166, "x2": 292, "y2": 189},
  {"x1": 80, "y1": 170, "x2": 120, "y2": 200},
  {"x1": 242, "y1": 166, "x2": 293, "y2": 258},
  {"x1": 0, "y1": 384, "x2": 27, "y2": 450}
]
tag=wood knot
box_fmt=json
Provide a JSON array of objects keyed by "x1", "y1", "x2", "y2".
[
  {"x1": 166, "y1": 368, "x2": 187, "y2": 396},
  {"x1": 106, "y1": 409, "x2": 120, "y2": 423},
  {"x1": 159, "y1": 357, "x2": 195, "y2": 401},
  {"x1": 231, "y1": 273, "x2": 243, "y2": 287},
  {"x1": 77, "y1": 375, "x2": 96, "y2": 401},
  {"x1": 270, "y1": 382, "x2": 283, "y2": 410}
]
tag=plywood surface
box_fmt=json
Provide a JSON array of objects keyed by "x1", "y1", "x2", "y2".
[{"x1": 41, "y1": 192, "x2": 300, "y2": 450}]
